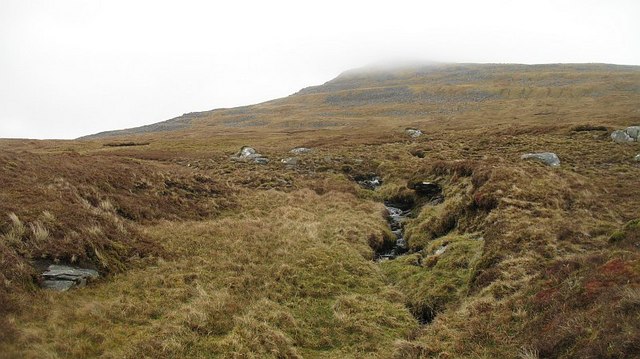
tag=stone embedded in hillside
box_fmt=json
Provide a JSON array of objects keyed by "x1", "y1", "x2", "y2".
[
  {"x1": 281, "y1": 157, "x2": 299, "y2": 168},
  {"x1": 405, "y1": 128, "x2": 423, "y2": 138},
  {"x1": 240, "y1": 146, "x2": 257, "y2": 157},
  {"x1": 290, "y1": 147, "x2": 312, "y2": 154},
  {"x1": 521, "y1": 152, "x2": 561, "y2": 167},
  {"x1": 41, "y1": 264, "x2": 99, "y2": 292},
  {"x1": 626, "y1": 126, "x2": 640, "y2": 140},
  {"x1": 230, "y1": 146, "x2": 269, "y2": 164},
  {"x1": 408, "y1": 181, "x2": 442, "y2": 198},
  {"x1": 611, "y1": 130, "x2": 634, "y2": 143},
  {"x1": 434, "y1": 245, "x2": 448, "y2": 256}
]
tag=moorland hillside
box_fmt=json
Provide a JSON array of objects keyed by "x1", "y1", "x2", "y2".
[{"x1": 1, "y1": 63, "x2": 640, "y2": 358}]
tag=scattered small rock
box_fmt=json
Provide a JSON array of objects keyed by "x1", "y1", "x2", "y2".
[
  {"x1": 41, "y1": 264, "x2": 99, "y2": 292},
  {"x1": 521, "y1": 152, "x2": 561, "y2": 167},
  {"x1": 290, "y1": 147, "x2": 312, "y2": 154},
  {"x1": 611, "y1": 130, "x2": 635, "y2": 143},
  {"x1": 405, "y1": 128, "x2": 423, "y2": 138},
  {"x1": 635, "y1": 154, "x2": 640, "y2": 162},
  {"x1": 280, "y1": 157, "x2": 299, "y2": 168},
  {"x1": 230, "y1": 146, "x2": 269, "y2": 164},
  {"x1": 434, "y1": 245, "x2": 448, "y2": 256}
]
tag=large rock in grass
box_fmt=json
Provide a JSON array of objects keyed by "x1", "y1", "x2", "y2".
[
  {"x1": 626, "y1": 126, "x2": 640, "y2": 140},
  {"x1": 405, "y1": 128, "x2": 423, "y2": 138},
  {"x1": 611, "y1": 130, "x2": 635, "y2": 143},
  {"x1": 41, "y1": 265, "x2": 99, "y2": 292},
  {"x1": 230, "y1": 146, "x2": 269, "y2": 164},
  {"x1": 521, "y1": 152, "x2": 561, "y2": 167}
]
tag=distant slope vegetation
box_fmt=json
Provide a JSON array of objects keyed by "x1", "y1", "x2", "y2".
[{"x1": 80, "y1": 63, "x2": 640, "y2": 139}]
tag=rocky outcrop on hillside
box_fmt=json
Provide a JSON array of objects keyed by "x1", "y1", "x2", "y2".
[
  {"x1": 611, "y1": 126, "x2": 640, "y2": 143},
  {"x1": 231, "y1": 146, "x2": 269, "y2": 164},
  {"x1": 521, "y1": 152, "x2": 561, "y2": 167}
]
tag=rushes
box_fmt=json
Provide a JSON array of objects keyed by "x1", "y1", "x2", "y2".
[
  {"x1": 4, "y1": 213, "x2": 51, "y2": 245},
  {"x1": 30, "y1": 222, "x2": 49, "y2": 244},
  {"x1": 518, "y1": 347, "x2": 540, "y2": 359},
  {"x1": 3, "y1": 213, "x2": 25, "y2": 246},
  {"x1": 8, "y1": 213, "x2": 25, "y2": 237}
]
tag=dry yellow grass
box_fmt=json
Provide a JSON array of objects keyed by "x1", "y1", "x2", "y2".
[
  {"x1": 3, "y1": 189, "x2": 416, "y2": 358},
  {"x1": 1, "y1": 63, "x2": 640, "y2": 358}
]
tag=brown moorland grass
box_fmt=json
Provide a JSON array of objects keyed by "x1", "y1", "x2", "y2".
[
  {"x1": 3, "y1": 189, "x2": 416, "y2": 358},
  {"x1": 1, "y1": 63, "x2": 640, "y2": 358}
]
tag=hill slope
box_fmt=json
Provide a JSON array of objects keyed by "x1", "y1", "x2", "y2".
[
  {"x1": 2, "y1": 63, "x2": 640, "y2": 358},
  {"x1": 80, "y1": 63, "x2": 640, "y2": 140}
]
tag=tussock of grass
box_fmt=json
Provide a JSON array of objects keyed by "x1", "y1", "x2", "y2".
[{"x1": 382, "y1": 234, "x2": 483, "y2": 323}]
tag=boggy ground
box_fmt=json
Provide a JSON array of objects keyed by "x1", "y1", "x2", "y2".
[
  {"x1": 2, "y1": 125, "x2": 639, "y2": 358},
  {"x1": 2, "y1": 64, "x2": 640, "y2": 358}
]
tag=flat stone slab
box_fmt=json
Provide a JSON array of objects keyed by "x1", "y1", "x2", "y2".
[
  {"x1": 521, "y1": 152, "x2": 561, "y2": 167},
  {"x1": 41, "y1": 265, "x2": 99, "y2": 291},
  {"x1": 42, "y1": 265, "x2": 99, "y2": 278},
  {"x1": 42, "y1": 280, "x2": 76, "y2": 292}
]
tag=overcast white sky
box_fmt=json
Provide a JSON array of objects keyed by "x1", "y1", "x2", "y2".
[{"x1": 1, "y1": 0, "x2": 639, "y2": 139}]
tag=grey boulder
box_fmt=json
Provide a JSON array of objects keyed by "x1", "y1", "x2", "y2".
[
  {"x1": 626, "y1": 126, "x2": 640, "y2": 140},
  {"x1": 41, "y1": 265, "x2": 99, "y2": 291},
  {"x1": 611, "y1": 130, "x2": 634, "y2": 143},
  {"x1": 42, "y1": 280, "x2": 76, "y2": 291},
  {"x1": 231, "y1": 146, "x2": 269, "y2": 164},
  {"x1": 521, "y1": 152, "x2": 561, "y2": 167},
  {"x1": 405, "y1": 128, "x2": 423, "y2": 138}
]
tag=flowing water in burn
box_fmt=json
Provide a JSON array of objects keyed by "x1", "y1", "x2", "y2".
[
  {"x1": 377, "y1": 202, "x2": 410, "y2": 261},
  {"x1": 354, "y1": 175, "x2": 412, "y2": 261}
]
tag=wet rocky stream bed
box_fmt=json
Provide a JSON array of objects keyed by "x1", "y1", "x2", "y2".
[
  {"x1": 355, "y1": 175, "x2": 413, "y2": 261},
  {"x1": 377, "y1": 202, "x2": 411, "y2": 261},
  {"x1": 355, "y1": 174, "x2": 443, "y2": 262}
]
